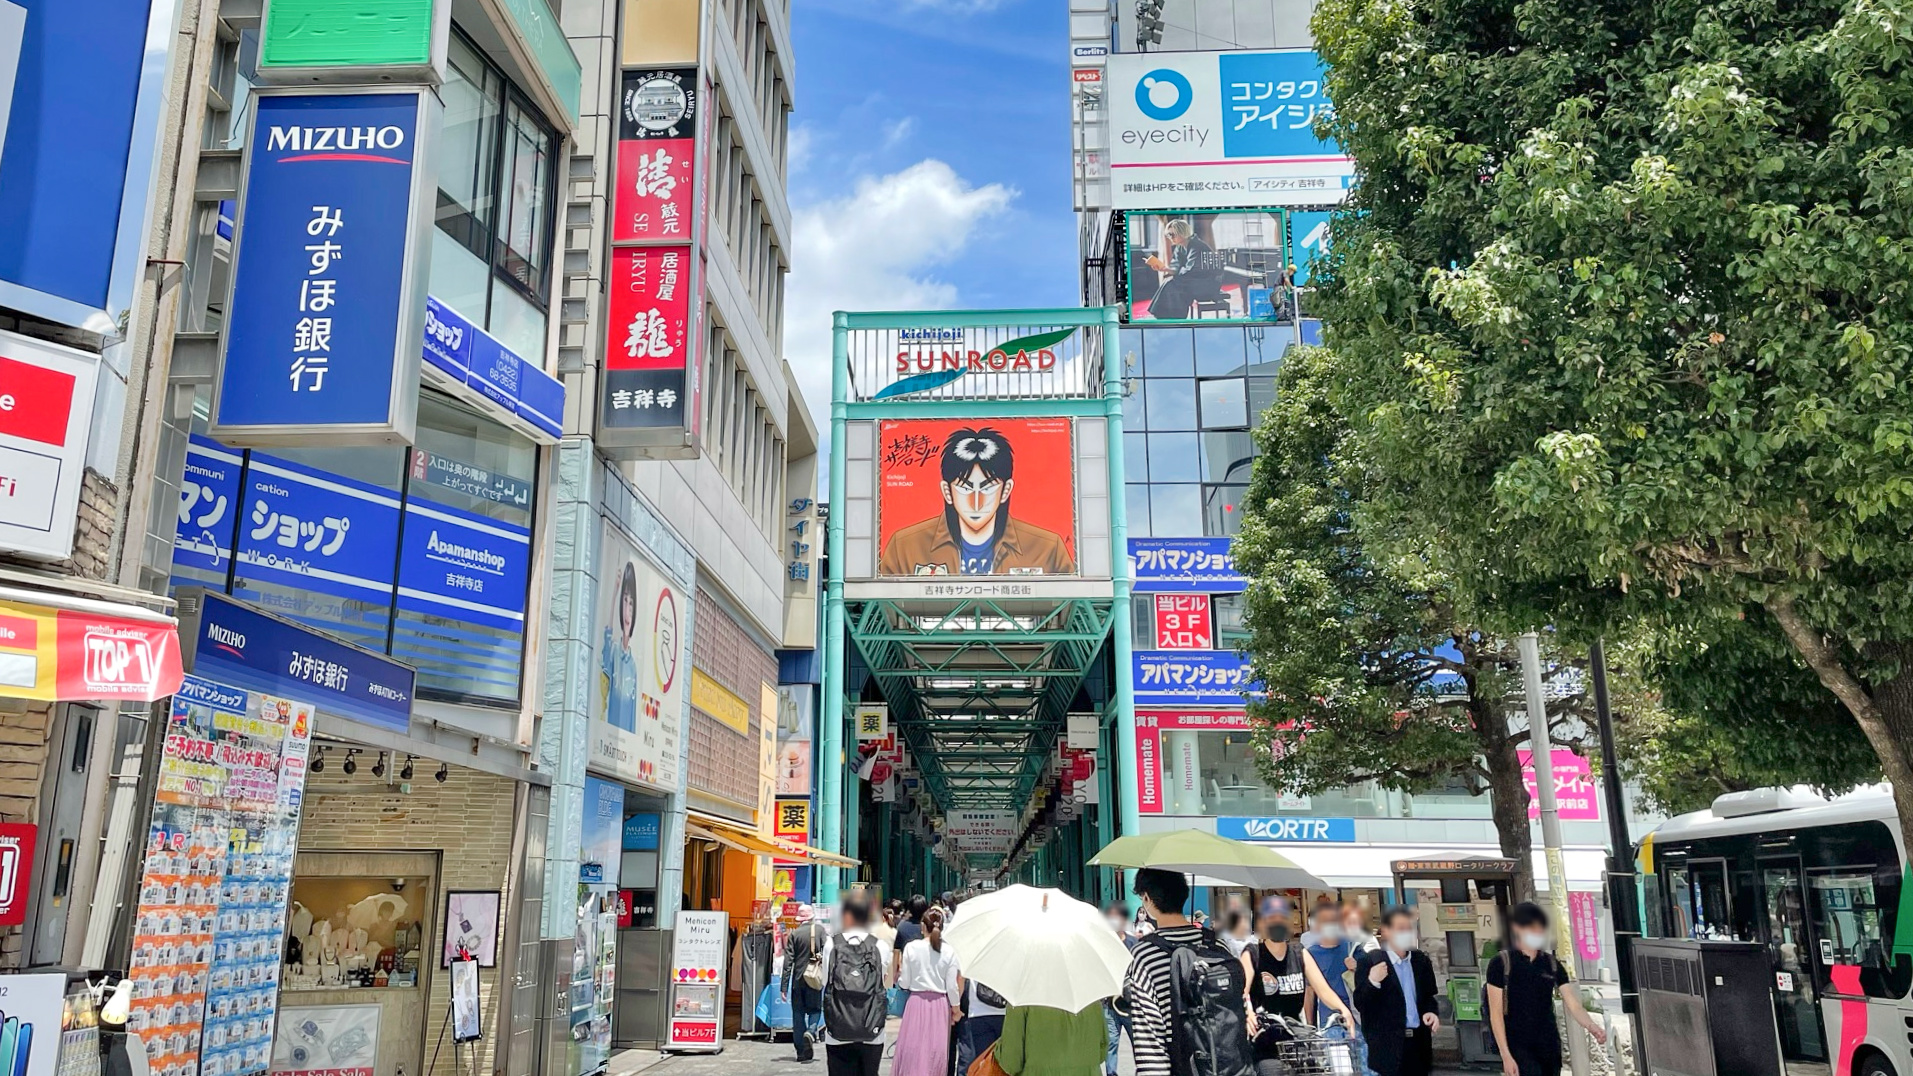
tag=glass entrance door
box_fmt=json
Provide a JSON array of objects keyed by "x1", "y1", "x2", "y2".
[{"x1": 1761, "y1": 859, "x2": 1827, "y2": 1061}]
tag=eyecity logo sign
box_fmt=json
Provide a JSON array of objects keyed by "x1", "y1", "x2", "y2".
[
  {"x1": 1135, "y1": 68, "x2": 1192, "y2": 120},
  {"x1": 878, "y1": 328, "x2": 1078, "y2": 399}
]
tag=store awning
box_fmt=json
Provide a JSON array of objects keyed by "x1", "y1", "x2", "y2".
[
  {"x1": 0, "y1": 584, "x2": 182, "y2": 702},
  {"x1": 1193, "y1": 844, "x2": 1609, "y2": 890},
  {"x1": 687, "y1": 814, "x2": 859, "y2": 868}
]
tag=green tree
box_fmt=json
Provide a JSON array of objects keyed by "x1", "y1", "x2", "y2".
[
  {"x1": 1309, "y1": 0, "x2": 1913, "y2": 835},
  {"x1": 1235, "y1": 345, "x2": 1590, "y2": 898}
]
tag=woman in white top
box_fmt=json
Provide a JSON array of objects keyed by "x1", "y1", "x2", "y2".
[{"x1": 893, "y1": 908, "x2": 961, "y2": 1076}]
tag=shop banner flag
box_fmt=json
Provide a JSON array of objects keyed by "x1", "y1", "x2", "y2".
[{"x1": 0, "y1": 594, "x2": 182, "y2": 702}]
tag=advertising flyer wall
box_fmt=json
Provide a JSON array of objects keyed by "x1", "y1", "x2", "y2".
[
  {"x1": 589, "y1": 521, "x2": 686, "y2": 791},
  {"x1": 128, "y1": 673, "x2": 313, "y2": 1076},
  {"x1": 875, "y1": 418, "x2": 1078, "y2": 578}
]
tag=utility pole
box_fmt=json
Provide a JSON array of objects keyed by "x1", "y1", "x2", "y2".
[
  {"x1": 1518, "y1": 632, "x2": 1591, "y2": 1076},
  {"x1": 1591, "y1": 639, "x2": 1644, "y2": 1073}
]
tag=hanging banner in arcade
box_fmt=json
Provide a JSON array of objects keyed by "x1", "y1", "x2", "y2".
[
  {"x1": 875, "y1": 418, "x2": 1078, "y2": 577},
  {"x1": 211, "y1": 91, "x2": 436, "y2": 445},
  {"x1": 589, "y1": 521, "x2": 686, "y2": 792}
]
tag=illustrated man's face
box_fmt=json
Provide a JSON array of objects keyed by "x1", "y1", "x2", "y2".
[{"x1": 942, "y1": 463, "x2": 1010, "y2": 532}]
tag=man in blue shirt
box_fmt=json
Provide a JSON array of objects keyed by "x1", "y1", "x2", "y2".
[{"x1": 1353, "y1": 907, "x2": 1439, "y2": 1076}]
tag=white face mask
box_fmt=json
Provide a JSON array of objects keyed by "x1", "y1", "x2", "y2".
[
  {"x1": 1317, "y1": 924, "x2": 1343, "y2": 943},
  {"x1": 1519, "y1": 930, "x2": 1550, "y2": 951},
  {"x1": 1389, "y1": 930, "x2": 1417, "y2": 953},
  {"x1": 1109, "y1": 915, "x2": 1128, "y2": 933}
]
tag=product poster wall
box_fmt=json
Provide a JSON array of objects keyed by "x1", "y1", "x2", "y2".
[
  {"x1": 666, "y1": 911, "x2": 728, "y2": 1050},
  {"x1": 130, "y1": 674, "x2": 314, "y2": 1076},
  {"x1": 571, "y1": 778, "x2": 625, "y2": 1076},
  {"x1": 874, "y1": 418, "x2": 1078, "y2": 577},
  {"x1": 774, "y1": 686, "x2": 812, "y2": 797},
  {"x1": 590, "y1": 520, "x2": 687, "y2": 791}
]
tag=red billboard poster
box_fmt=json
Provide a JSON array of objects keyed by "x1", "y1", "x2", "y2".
[
  {"x1": 614, "y1": 68, "x2": 698, "y2": 242},
  {"x1": 1153, "y1": 594, "x2": 1212, "y2": 649},
  {"x1": 603, "y1": 245, "x2": 693, "y2": 430},
  {"x1": 0, "y1": 823, "x2": 36, "y2": 926},
  {"x1": 875, "y1": 418, "x2": 1078, "y2": 577},
  {"x1": 1135, "y1": 709, "x2": 1253, "y2": 814}
]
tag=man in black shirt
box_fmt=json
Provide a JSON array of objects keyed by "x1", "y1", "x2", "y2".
[{"x1": 1485, "y1": 902, "x2": 1607, "y2": 1076}]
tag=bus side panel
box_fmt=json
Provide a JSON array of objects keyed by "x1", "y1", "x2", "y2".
[{"x1": 1820, "y1": 994, "x2": 1913, "y2": 1076}]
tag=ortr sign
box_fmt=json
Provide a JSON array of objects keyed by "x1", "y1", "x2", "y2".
[
  {"x1": 0, "y1": 330, "x2": 100, "y2": 559},
  {"x1": 211, "y1": 90, "x2": 438, "y2": 446}
]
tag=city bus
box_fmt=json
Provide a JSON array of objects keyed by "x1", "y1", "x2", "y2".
[{"x1": 1643, "y1": 784, "x2": 1913, "y2": 1076}]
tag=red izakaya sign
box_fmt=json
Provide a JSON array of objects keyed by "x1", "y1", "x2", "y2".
[{"x1": 1154, "y1": 593, "x2": 1212, "y2": 649}]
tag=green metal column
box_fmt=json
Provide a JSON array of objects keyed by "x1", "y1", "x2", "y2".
[
  {"x1": 845, "y1": 774, "x2": 862, "y2": 887},
  {"x1": 1102, "y1": 305, "x2": 1140, "y2": 900},
  {"x1": 1096, "y1": 712, "x2": 1116, "y2": 900},
  {"x1": 821, "y1": 313, "x2": 851, "y2": 903}
]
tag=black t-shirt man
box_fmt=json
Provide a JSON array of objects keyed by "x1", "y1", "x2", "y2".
[{"x1": 1485, "y1": 949, "x2": 1570, "y2": 1073}]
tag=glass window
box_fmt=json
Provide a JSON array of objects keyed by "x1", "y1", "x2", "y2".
[
  {"x1": 1118, "y1": 329, "x2": 1145, "y2": 377},
  {"x1": 1204, "y1": 484, "x2": 1248, "y2": 536},
  {"x1": 1148, "y1": 432, "x2": 1199, "y2": 483},
  {"x1": 1151, "y1": 484, "x2": 1203, "y2": 536},
  {"x1": 1194, "y1": 328, "x2": 1246, "y2": 376},
  {"x1": 489, "y1": 278, "x2": 547, "y2": 361},
  {"x1": 429, "y1": 231, "x2": 491, "y2": 325},
  {"x1": 1199, "y1": 378, "x2": 1249, "y2": 429},
  {"x1": 1155, "y1": 727, "x2": 1388, "y2": 817},
  {"x1": 1124, "y1": 378, "x2": 1147, "y2": 431},
  {"x1": 1146, "y1": 378, "x2": 1197, "y2": 431},
  {"x1": 1201, "y1": 430, "x2": 1255, "y2": 485},
  {"x1": 437, "y1": 35, "x2": 501, "y2": 259},
  {"x1": 1143, "y1": 329, "x2": 1194, "y2": 377},
  {"x1": 1125, "y1": 484, "x2": 1151, "y2": 537},
  {"x1": 1248, "y1": 376, "x2": 1277, "y2": 423},
  {"x1": 1131, "y1": 594, "x2": 1154, "y2": 649},
  {"x1": 1124, "y1": 432, "x2": 1148, "y2": 483},
  {"x1": 497, "y1": 95, "x2": 555, "y2": 296},
  {"x1": 1212, "y1": 593, "x2": 1249, "y2": 649}
]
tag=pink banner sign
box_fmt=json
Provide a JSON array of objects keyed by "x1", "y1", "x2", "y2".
[
  {"x1": 1518, "y1": 749, "x2": 1600, "y2": 821},
  {"x1": 1569, "y1": 891, "x2": 1602, "y2": 963}
]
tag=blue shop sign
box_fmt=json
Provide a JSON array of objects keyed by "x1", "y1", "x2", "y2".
[
  {"x1": 623, "y1": 812, "x2": 661, "y2": 851},
  {"x1": 1217, "y1": 50, "x2": 1338, "y2": 162},
  {"x1": 419, "y1": 296, "x2": 564, "y2": 443},
  {"x1": 175, "y1": 674, "x2": 250, "y2": 714},
  {"x1": 235, "y1": 452, "x2": 402, "y2": 603},
  {"x1": 1129, "y1": 538, "x2": 1244, "y2": 593},
  {"x1": 188, "y1": 591, "x2": 416, "y2": 734},
  {"x1": 1133, "y1": 649, "x2": 1258, "y2": 706},
  {"x1": 1217, "y1": 817, "x2": 1356, "y2": 843},
  {"x1": 396, "y1": 497, "x2": 532, "y2": 632},
  {"x1": 176, "y1": 436, "x2": 243, "y2": 578},
  {"x1": 212, "y1": 91, "x2": 431, "y2": 443}
]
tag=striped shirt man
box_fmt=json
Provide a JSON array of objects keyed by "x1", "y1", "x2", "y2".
[{"x1": 1120, "y1": 925, "x2": 1206, "y2": 1076}]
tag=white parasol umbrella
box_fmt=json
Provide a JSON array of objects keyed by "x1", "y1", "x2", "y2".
[{"x1": 942, "y1": 885, "x2": 1132, "y2": 1013}]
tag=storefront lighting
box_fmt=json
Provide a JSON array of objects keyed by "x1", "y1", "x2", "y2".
[
  {"x1": 311, "y1": 746, "x2": 327, "y2": 772},
  {"x1": 400, "y1": 754, "x2": 416, "y2": 780},
  {"x1": 342, "y1": 748, "x2": 360, "y2": 775},
  {"x1": 435, "y1": 762, "x2": 449, "y2": 783},
  {"x1": 372, "y1": 752, "x2": 387, "y2": 778}
]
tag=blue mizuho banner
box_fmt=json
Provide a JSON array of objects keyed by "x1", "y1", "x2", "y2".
[{"x1": 211, "y1": 91, "x2": 436, "y2": 446}]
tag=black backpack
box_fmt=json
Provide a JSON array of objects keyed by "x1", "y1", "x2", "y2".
[
  {"x1": 1147, "y1": 929, "x2": 1256, "y2": 1076},
  {"x1": 973, "y1": 981, "x2": 1010, "y2": 1010},
  {"x1": 823, "y1": 933, "x2": 886, "y2": 1042}
]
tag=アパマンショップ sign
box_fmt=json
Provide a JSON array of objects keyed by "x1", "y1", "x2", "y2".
[{"x1": 0, "y1": 329, "x2": 100, "y2": 559}]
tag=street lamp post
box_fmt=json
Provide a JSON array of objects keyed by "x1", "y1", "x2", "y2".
[{"x1": 1518, "y1": 631, "x2": 1591, "y2": 1076}]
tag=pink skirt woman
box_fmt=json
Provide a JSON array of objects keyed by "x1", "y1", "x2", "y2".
[{"x1": 894, "y1": 989, "x2": 952, "y2": 1076}]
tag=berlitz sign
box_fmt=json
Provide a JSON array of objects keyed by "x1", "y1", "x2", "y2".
[{"x1": 0, "y1": 329, "x2": 99, "y2": 559}]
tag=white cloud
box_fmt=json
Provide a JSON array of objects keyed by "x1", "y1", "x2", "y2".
[
  {"x1": 882, "y1": 117, "x2": 916, "y2": 148},
  {"x1": 783, "y1": 159, "x2": 1015, "y2": 436},
  {"x1": 788, "y1": 124, "x2": 815, "y2": 173}
]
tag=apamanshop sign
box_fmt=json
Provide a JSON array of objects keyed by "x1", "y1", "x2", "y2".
[
  {"x1": 211, "y1": 90, "x2": 438, "y2": 446},
  {"x1": 1106, "y1": 49, "x2": 1354, "y2": 210}
]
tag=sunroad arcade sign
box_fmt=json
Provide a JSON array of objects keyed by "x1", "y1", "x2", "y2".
[
  {"x1": 875, "y1": 327, "x2": 1077, "y2": 400},
  {"x1": 1106, "y1": 49, "x2": 1354, "y2": 210},
  {"x1": 211, "y1": 90, "x2": 439, "y2": 447}
]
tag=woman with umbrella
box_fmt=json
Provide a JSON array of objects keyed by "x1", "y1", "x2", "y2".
[{"x1": 995, "y1": 999, "x2": 1107, "y2": 1076}]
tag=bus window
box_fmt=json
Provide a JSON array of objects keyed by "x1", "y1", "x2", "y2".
[
  {"x1": 1809, "y1": 868, "x2": 1912, "y2": 998},
  {"x1": 1691, "y1": 860, "x2": 1734, "y2": 939},
  {"x1": 1667, "y1": 864, "x2": 1695, "y2": 938}
]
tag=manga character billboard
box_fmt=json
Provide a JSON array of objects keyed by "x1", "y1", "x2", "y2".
[{"x1": 875, "y1": 418, "x2": 1078, "y2": 577}]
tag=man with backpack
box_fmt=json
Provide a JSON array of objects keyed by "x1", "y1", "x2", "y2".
[
  {"x1": 783, "y1": 903, "x2": 829, "y2": 1062},
  {"x1": 1485, "y1": 902, "x2": 1607, "y2": 1076},
  {"x1": 1115, "y1": 868, "x2": 1255, "y2": 1076},
  {"x1": 822, "y1": 893, "x2": 894, "y2": 1076}
]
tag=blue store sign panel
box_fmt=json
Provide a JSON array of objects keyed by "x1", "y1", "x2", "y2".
[
  {"x1": 176, "y1": 436, "x2": 243, "y2": 581},
  {"x1": 235, "y1": 452, "x2": 402, "y2": 603},
  {"x1": 211, "y1": 91, "x2": 436, "y2": 446},
  {"x1": 1217, "y1": 817, "x2": 1356, "y2": 843},
  {"x1": 187, "y1": 590, "x2": 416, "y2": 734},
  {"x1": 1129, "y1": 538, "x2": 1244, "y2": 593},
  {"x1": 396, "y1": 497, "x2": 532, "y2": 632},
  {"x1": 1134, "y1": 649, "x2": 1257, "y2": 706},
  {"x1": 623, "y1": 812, "x2": 661, "y2": 851},
  {"x1": 420, "y1": 296, "x2": 564, "y2": 443}
]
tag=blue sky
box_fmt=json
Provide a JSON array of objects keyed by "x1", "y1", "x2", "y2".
[{"x1": 782, "y1": 0, "x2": 1081, "y2": 425}]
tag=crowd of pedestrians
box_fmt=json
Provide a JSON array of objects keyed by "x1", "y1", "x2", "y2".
[{"x1": 782, "y1": 877, "x2": 1600, "y2": 1076}]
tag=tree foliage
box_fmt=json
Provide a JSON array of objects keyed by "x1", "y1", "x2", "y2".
[
  {"x1": 1235, "y1": 345, "x2": 1590, "y2": 896},
  {"x1": 1310, "y1": 0, "x2": 1913, "y2": 833}
]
